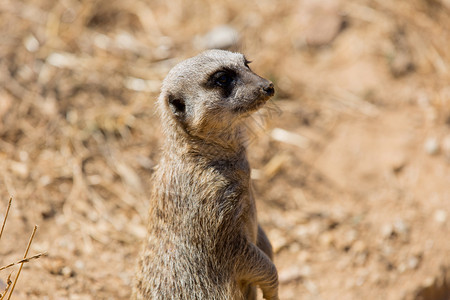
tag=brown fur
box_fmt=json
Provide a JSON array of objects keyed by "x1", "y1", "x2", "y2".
[{"x1": 132, "y1": 50, "x2": 279, "y2": 300}]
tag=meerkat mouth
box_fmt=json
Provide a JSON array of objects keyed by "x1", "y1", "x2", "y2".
[{"x1": 234, "y1": 96, "x2": 271, "y2": 114}]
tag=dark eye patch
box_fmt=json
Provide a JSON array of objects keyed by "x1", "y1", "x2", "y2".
[
  {"x1": 205, "y1": 68, "x2": 237, "y2": 98},
  {"x1": 214, "y1": 71, "x2": 234, "y2": 87}
]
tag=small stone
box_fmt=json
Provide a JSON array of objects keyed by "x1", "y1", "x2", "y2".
[
  {"x1": 47, "y1": 52, "x2": 77, "y2": 68},
  {"x1": 337, "y1": 257, "x2": 351, "y2": 270},
  {"x1": 303, "y1": 279, "x2": 318, "y2": 294},
  {"x1": 124, "y1": 77, "x2": 160, "y2": 93},
  {"x1": 24, "y1": 34, "x2": 39, "y2": 52},
  {"x1": 352, "y1": 240, "x2": 367, "y2": 253},
  {"x1": 355, "y1": 275, "x2": 366, "y2": 286},
  {"x1": 424, "y1": 137, "x2": 439, "y2": 155},
  {"x1": 288, "y1": 242, "x2": 301, "y2": 252},
  {"x1": 198, "y1": 25, "x2": 240, "y2": 50},
  {"x1": 407, "y1": 256, "x2": 420, "y2": 270},
  {"x1": 388, "y1": 152, "x2": 407, "y2": 173},
  {"x1": 394, "y1": 219, "x2": 409, "y2": 235},
  {"x1": 269, "y1": 229, "x2": 288, "y2": 253},
  {"x1": 381, "y1": 224, "x2": 394, "y2": 239},
  {"x1": 75, "y1": 260, "x2": 85, "y2": 270},
  {"x1": 398, "y1": 263, "x2": 406, "y2": 273},
  {"x1": 345, "y1": 229, "x2": 357, "y2": 244},
  {"x1": 345, "y1": 278, "x2": 355, "y2": 289},
  {"x1": 370, "y1": 272, "x2": 382, "y2": 284},
  {"x1": 381, "y1": 244, "x2": 393, "y2": 256},
  {"x1": 19, "y1": 150, "x2": 29, "y2": 161},
  {"x1": 319, "y1": 232, "x2": 334, "y2": 247},
  {"x1": 61, "y1": 266, "x2": 74, "y2": 278},
  {"x1": 354, "y1": 252, "x2": 368, "y2": 265},
  {"x1": 10, "y1": 161, "x2": 29, "y2": 178},
  {"x1": 279, "y1": 265, "x2": 309, "y2": 283},
  {"x1": 298, "y1": 250, "x2": 311, "y2": 263},
  {"x1": 433, "y1": 209, "x2": 447, "y2": 224},
  {"x1": 298, "y1": 1, "x2": 344, "y2": 48},
  {"x1": 423, "y1": 276, "x2": 435, "y2": 287}
]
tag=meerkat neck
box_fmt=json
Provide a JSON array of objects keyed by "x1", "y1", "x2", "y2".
[{"x1": 165, "y1": 124, "x2": 248, "y2": 159}]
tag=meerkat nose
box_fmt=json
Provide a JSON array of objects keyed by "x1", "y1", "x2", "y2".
[{"x1": 263, "y1": 83, "x2": 275, "y2": 97}]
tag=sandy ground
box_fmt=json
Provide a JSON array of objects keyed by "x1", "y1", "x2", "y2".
[{"x1": 1, "y1": 0, "x2": 450, "y2": 299}]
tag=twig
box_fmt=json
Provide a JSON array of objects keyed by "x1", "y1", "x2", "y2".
[
  {"x1": 271, "y1": 128, "x2": 310, "y2": 149},
  {"x1": 6, "y1": 225, "x2": 38, "y2": 300},
  {"x1": 0, "y1": 252, "x2": 47, "y2": 272},
  {"x1": 0, "y1": 197, "x2": 12, "y2": 241}
]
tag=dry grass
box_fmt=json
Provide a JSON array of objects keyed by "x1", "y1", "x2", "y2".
[
  {"x1": 0, "y1": 199, "x2": 43, "y2": 299},
  {"x1": 0, "y1": 0, "x2": 449, "y2": 299},
  {"x1": 0, "y1": 198, "x2": 11, "y2": 241}
]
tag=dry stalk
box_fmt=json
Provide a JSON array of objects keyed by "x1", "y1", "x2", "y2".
[
  {"x1": 0, "y1": 252, "x2": 47, "y2": 272},
  {"x1": 6, "y1": 225, "x2": 38, "y2": 300},
  {"x1": 0, "y1": 197, "x2": 12, "y2": 241}
]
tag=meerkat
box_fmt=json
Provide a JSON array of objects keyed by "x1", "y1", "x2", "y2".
[{"x1": 132, "y1": 50, "x2": 279, "y2": 300}]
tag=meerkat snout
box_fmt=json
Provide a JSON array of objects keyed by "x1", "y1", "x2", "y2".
[{"x1": 263, "y1": 82, "x2": 275, "y2": 97}]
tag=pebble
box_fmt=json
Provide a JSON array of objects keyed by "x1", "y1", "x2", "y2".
[
  {"x1": 319, "y1": 232, "x2": 334, "y2": 247},
  {"x1": 381, "y1": 224, "x2": 394, "y2": 239},
  {"x1": 424, "y1": 137, "x2": 439, "y2": 155},
  {"x1": 47, "y1": 52, "x2": 78, "y2": 68},
  {"x1": 345, "y1": 229, "x2": 357, "y2": 244},
  {"x1": 303, "y1": 279, "x2": 318, "y2": 294},
  {"x1": 355, "y1": 275, "x2": 366, "y2": 286},
  {"x1": 124, "y1": 77, "x2": 160, "y2": 93},
  {"x1": 296, "y1": 1, "x2": 344, "y2": 48},
  {"x1": 352, "y1": 240, "x2": 367, "y2": 253},
  {"x1": 198, "y1": 25, "x2": 240, "y2": 50},
  {"x1": 61, "y1": 266, "x2": 75, "y2": 278},
  {"x1": 423, "y1": 276, "x2": 435, "y2": 287},
  {"x1": 10, "y1": 161, "x2": 29, "y2": 178},
  {"x1": 24, "y1": 34, "x2": 39, "y2": 52},
  {"x1": 75, "y1": 260, "x2": 85, "y2": 270},
  {"x1": 407, "y1": 256, "x2": 420, "y2": 270},
  {"x1": 433, "y1": 209, "x2": 447, "y2": 224},
  {"x1": 388, "y1": 152, "x2": 406, "y2": 173},
  {"x1": 269, "y1": 229, "x2": 288, "y2": 253},
  {"x1": 298, "y1": 250, "x2": 311, "y2": 263},
  {"x1": 279, "y1": 265, "x2": 310, "y2": 283},
  {"x1": 305, "y1": 14, "x2": 343, "y2": 47},
  {"x1": 398, "y1": 263, "x2": 406, "y2": 273},
  {"x1": 393, "y1": 219, "x2": 409, "y2": 236},
  {"x1": 354, "y1": 252, "x2": 368, "y2": 265},
  {"x1": 381, "y1": 244, "x2": 393, "y2": 256},
  {"x1": 380, "y1": 220, "x2": 410, "y2": 240}
]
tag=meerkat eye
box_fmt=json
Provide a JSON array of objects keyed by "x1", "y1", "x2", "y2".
[{"x1": 213, "y1": 71, "x2": 234, "y2": 87}]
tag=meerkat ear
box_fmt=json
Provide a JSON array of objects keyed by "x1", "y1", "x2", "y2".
[{"x1": 168, "y1": 95, "x2": 186, "y2": 119}]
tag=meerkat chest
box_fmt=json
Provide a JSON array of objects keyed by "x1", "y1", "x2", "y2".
[{"x1": 206, "y1": 158, "x2": 254, "y2": 217}]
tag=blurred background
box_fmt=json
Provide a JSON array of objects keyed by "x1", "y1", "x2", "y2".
[{"x1": 1, "y1": 0, "x2": 450, "y2": 299}]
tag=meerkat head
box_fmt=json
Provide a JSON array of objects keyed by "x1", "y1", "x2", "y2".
[{"x1": 158, "y1": 50, "x2": 274, "y2": 143}]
